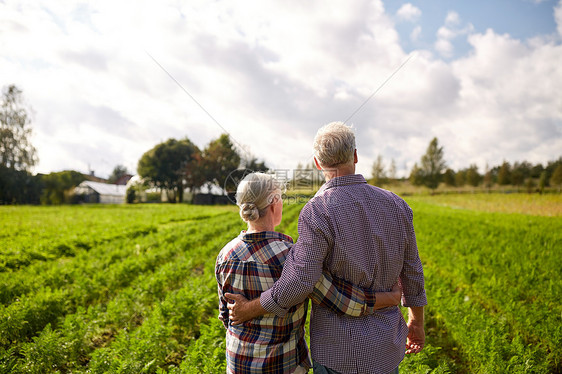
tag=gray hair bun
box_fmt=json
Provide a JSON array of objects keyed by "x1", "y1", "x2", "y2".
[
  {"x1": 240, "y1": 202, "x2": 260, "y2": 222},
  {"x1": 236, "y1": 172, "x2": 283, "y2": 223}
]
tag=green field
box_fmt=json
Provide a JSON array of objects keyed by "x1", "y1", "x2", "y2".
[{"x1": 0, "y1": 194, "x2": 561, "y2": 373}]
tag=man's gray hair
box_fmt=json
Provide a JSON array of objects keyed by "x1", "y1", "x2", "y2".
[{"x1": 313, "y1": 122, "x2": 356, "y2": 168}]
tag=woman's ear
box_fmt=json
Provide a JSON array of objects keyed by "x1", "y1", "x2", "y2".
[{"x1": 270, "y1": 197, "x2": 281, "y2": 214}]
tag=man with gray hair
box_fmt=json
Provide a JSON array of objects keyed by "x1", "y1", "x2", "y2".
[{"x1": 227, "y1": 121, "x2": 427, "y2": 374}]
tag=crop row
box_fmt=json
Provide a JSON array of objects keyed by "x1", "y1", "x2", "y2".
[
  {"x1": 86, "y1": 254, "x2": 219, "y2": 373},
  {"x1": 1, "y1": 214, "x2": 234, "y2": 347},
  {"x1": 3, "y1": 199, "x2": 559, "y2": 373},
  {"x1": 0, "y1": 204, "x2": 231, "y2": 272},
  {"x1": 0, "y1": 211, "x2": 233, "y2": 306},
  {"x1": 0, "y1": 207, "x2": 240, "y2": 373},
  {"x1": 407, "y1": 200, "x2": 561, "y2": 373},
  {"x1": 181, "y1": 199, "x2": 562, "y2": 374}
]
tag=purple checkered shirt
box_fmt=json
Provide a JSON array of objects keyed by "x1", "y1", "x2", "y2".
[
  {"x1": 261, "y1": 174, "x2": 427, "y2": 374},
  {"x1": 216, "y1": 230, "x2": 380, "y2": 374}
]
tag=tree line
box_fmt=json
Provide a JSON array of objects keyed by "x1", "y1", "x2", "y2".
[
  {"x1": 130, "y1": 134, "x2": 267, "y2": 203},
  {"x1": 0, "y1": 84, "x2": 269, "y2": 204},
  {"x1": 2, "y1": 84, "x2": 561, "y2": 204},
  {"x1": 370, "y1": 137, "x2": 562, "y2": 193}
]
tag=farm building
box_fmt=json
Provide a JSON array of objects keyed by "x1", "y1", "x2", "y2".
[
  {"x1": 125, "y1": 176, "x2": 233, "y2": 204},
  {"x1": 193, "y1": 182, "x2": 233, "y2": 205},
  {"x1": 74, "y1": 181, "x2": 127, "y2": 204}
]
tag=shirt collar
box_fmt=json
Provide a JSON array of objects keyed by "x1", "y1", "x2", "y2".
[
  {"x1": 316, "y1": 174, "x2": 367, "y2": 195},
  {"x1": 238, "y1": 230, "x2": 294, "y2": 243}
]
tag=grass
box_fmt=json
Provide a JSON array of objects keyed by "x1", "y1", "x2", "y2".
[
  {"x1": 1, "y1": 192, "x2": 560, "y2": 373},
  {"x1": 406, "y1": 193, "x2": 562, "y2": 216}
]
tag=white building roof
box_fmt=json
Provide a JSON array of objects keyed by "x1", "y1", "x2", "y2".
[{"x1": 77, "y1": 181, "x2": 127, "y2": 196}]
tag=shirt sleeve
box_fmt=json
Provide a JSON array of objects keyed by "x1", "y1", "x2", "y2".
[
  {"x1": 399, "y1": 201, "x2": 428, "y2": 307},
  {"x1": 309, "y1": 271, "x2": 377, "y2": 317},
  {"x1": 261, "y1": 201, "x2": 333, "y2": 316},
  {"x1": 215, "y1": 261, "x2": 230, "y2": 329}
]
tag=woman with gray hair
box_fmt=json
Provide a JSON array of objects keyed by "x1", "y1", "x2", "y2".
[{"x1": 216, "y1": 172, "x2": 400, "y2": 373}]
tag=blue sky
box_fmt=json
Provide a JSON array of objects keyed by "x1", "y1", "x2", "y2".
[
  {"x1": 1, "y1": 0, "x2": 561, "y2": 179},
  {"x1": 388, "y1": 0, "x2": 559, "y2": 57},
  {"x1": 393, "y1": 1, "x2": 556, "y2": 36}
]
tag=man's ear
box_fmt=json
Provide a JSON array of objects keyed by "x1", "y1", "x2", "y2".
[
  {"x1": 354, "y1": 149, "x2": 358, "y2": 164},
  {"x1": 313, "y1": 157, "x2": 322, "y2": 170}
]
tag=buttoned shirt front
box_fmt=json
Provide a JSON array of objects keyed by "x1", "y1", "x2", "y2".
[{"x1": 260, "y1": 174, "x2": 427, "y2": 374}]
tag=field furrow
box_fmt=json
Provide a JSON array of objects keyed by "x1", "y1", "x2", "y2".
[
  {"x1": 0, "y1": 205, "x2": 233, "y2": 272},
  {"x1": 0, "y1": 212, "x2": 242, "y2": 352},
  {"x1": 408, "y1": 198, "x2": 561, "y2": 373},
  {"x1": 0, "y1": 212, "x2": 232, "y2": 305},
  {"x1": 1, "y1": 194, "x2": 560, "y2": 374}
]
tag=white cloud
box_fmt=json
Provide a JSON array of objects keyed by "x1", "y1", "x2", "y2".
[
  {"x1": 555, "y1": 0, "x2": 562, "y2": 38},
  {"x1": 396, "y1": 3, "x2": 421, "y2": 22},
  {"x1": 434, "y1": 38, "x2": 454, "y2": 58},
  {"x1": 434, "y1": 11, "x2": 474, "y2": 58},
  {"x1": 0, "y1": 0, "x2": 560, "y2": 180},
  {"x1": 411, "y1": 25, "x2": 422, "y2": 42},
  {"x1": 445, "y1": 11, "x2": 460, "y2": 26},
  {"x1": 445, "y1": 29, "x2": 562, "y2": 170}
]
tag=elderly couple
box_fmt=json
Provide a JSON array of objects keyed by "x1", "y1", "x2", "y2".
[{"x1": 215, "y1": 122, "x2": 427, "y2": 374}]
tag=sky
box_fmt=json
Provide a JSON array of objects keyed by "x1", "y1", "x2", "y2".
[{"x1": 1, "y1": 0, "x2": 561, "y2": 180}]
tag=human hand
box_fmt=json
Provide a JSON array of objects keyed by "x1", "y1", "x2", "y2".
[
  {"x1": 225, "y1": 293, "x2": 264, "y2": 325},
  {"x1": 405, "y1": 321, "x2": 425, "y2": 354}
]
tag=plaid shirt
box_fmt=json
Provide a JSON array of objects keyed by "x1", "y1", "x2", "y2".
[
  {"x1": 261, "y1": 174, "x2": 427, "y2": 374},
  {"x1": 216, "y1": 230, "x2": 378, "y2": 374}
]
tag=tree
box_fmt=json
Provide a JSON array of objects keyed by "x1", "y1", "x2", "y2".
[
  {"x1": 531, "y1": 163, "x2": 544, "y2": 179},
  {"x1": 489, "y1": 165, "x2": 500, "y2": 184},
  {"x1": 409, "y1": 163, "x2": 424, "y2": 186},
  {"x1": 550, "y1": 164, "x2": 562, "y2": 192},
  {"x1": 511, "y1": 168, "x2": 525, "y2": 188},
  {"x1": 419, "y1": 137, "x2": 446, "y2": 191},
  {"x1": 0, "y1": 168, "x2": 42, "y2": 204},
  {"x1": 483, "y1": 163, "x2": 493, "y2": 190},
  {"x1": 545, "y1": 157, "x2": 562, "y2": 185},
  {"x1": 108, "y1": 165, "x2": 129, "y2": 184},
  {"x1": 222, "y1": 157, "x2": 270, "y2": 202},
  {"x1": 513, "y1": 161, "x2": 532, "y2": 181},
  {"x1": 466, "y1": 164, "x2": 481, "y2": 187},
  {"x1": 201, "y1": 134, "x2": 241, "y2": 193},
  {"x1": 455, "y1": 169, "x2": 466, "y2": 187},
  {"x1": 245, "y1": 158, "x2": 268, "y2": 172},
  {"x1": 41, "y1": 170, "x2": 85, "y2": 205},
  {"x1": 0, "y1": 85, "x2": 38, "y2": 171},
  {"x1": 539, "y1": 171, "x2": 548, "y2": 194},
  {"x1": 137, "y1": 138, "x2": 201, "y2": 203},
  {"x1": 388, "y1": 159, "x2": 397, "y2": 184},
  {"x1": 525, "y1": 178, "x2": 535, "y2": 194},
  {"x1": 0, "y1": 85, "x2": 39, "y2": 204},
  {"x1": 443, "y1": 168, "x2": 456, "y2": 186},
  {"x1": 497, "y1": 161, "x2": 511, "y2": 186},
  {"x1": 370, "y1": 155, "x2": 386, "y2": 186}
]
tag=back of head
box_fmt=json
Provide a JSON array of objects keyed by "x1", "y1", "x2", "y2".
[
  {"x1": 313, "y1": 122, "x2": 356, "y2": 168},
  {"x1": 236, "y1": 172, "x2": 283, "y2": 222}
]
